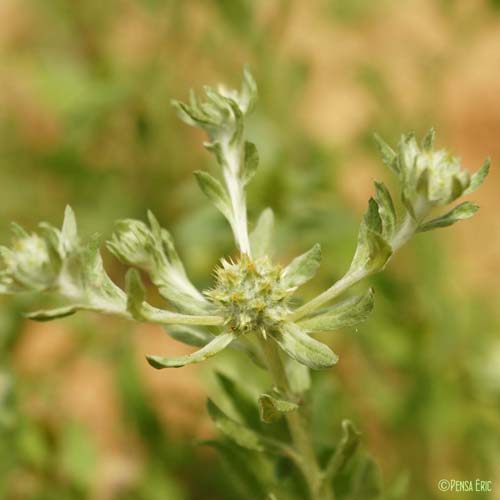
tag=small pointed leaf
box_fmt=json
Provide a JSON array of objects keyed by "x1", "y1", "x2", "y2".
[
  {"x1": 147, "y1": 332, "x2": 234, "y2": 369},
  {"x1": 242, "y1": 141, "x2": 259, "y2": 185},
  {"x1": 373, "y1": 133, "x2": 398, "y2": 173},
  {"x1": 421, "y1": 127, "x2": 436, "y2": 150},
  {"x1": 26, "y1": 305, "x2": 79, "y2": 322},
  {"x1": 194, "y1": 171, "x2": 233, "y2": 224},
  {"x1": 61, "y1": 206, "x2": 78, "y2": 250},
  {"x1": 417, "y1": 201, "x2": 479, "y2": 232},
  {"x1": 465, "y1": 157, "x2": 490, "y2": 194},
  {"x1": 258, "y1": 394, "x2": 298, "y2": 423},
  {"x1": 373, "y1": 181, "x2": 396, "y2": 239}
]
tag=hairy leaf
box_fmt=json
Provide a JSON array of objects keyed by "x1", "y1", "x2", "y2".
[
  {"x1": 194, "y1": 170, "x2": 233, "y2": 224},
  {"x1": 298, "y1": 289, "x2": 374, "y2": 332},
  {"x1": 373, "y1": 133, "x2": 398, "y2": 173},
  {"x1": 418, "y1": 202, "x2": 479, "y2": 232},
  {"x1": 465, "y1": 157, "x2": 490, "y2": 194},
  {"x1": 147, "y1": 332, "x2": 234, "y2": 369},
  {"x1": 270, "y1": 323, "x2": 338, "y2": 370},
  {"x1": 250, "y1": 208, "x2": 274, "y2": 258},
  {"x1": 282, "y1": 244, "x2": 321, "y2": 289}
]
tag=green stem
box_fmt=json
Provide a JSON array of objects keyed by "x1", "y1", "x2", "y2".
[
  {"x1": 288, "y1": 269, "x2": 367, "y2": 322},
  {"x1": 259, "y1": 338, "x2": 334, "y2": 500}
]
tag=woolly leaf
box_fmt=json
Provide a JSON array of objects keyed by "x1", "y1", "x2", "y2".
[
  {"x1": 250, "y1": 208, "x2": 274, "y2": 258},
  {"x1": 465, "y1": 157, "x2": 490, "y2": 194},
  {"x1": 147, "y1": 332, "x2": 234, "y2": 369},
  {"x1": 298, "y1": 289, "x2": 374, "y2": 333},
  {"x1": 282, "y1": 244, "x2": 321, "y2": 289},
  {"x1": 418, "y1": 202, "x2": 479, "y2": 232},
  {"x1": 242, "y1": 141, "x2": 259, "y2": 185},
  {"x1": 270, "y1": 323, "x2": 338, "y2": 370},
  {"x1": 373, "y1": 181, "x2": 396, "y2": 239},
  {"x1": 373, "y1": 133, "x2": 398, "y2": 173},
  {"x1": 26, "y1": 305, "x2": 79, "y2": 322},
  {"x1": 194, "y1": 171, "x2": 233, "y2": 224}
]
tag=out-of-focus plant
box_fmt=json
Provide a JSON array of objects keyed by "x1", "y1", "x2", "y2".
[{"x1": 0, "y1": 69, "x2": 490, "y2": 499}]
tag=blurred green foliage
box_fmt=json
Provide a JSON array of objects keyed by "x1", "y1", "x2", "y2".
[{"x1": 1, "y1": 0, "x2": 499, "y2": 499}]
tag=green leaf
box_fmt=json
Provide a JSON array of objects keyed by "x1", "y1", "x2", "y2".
[
  {"x1": 364, "y1": 198, "x2": 382, "y2": 234},
  {"x1": 79, "y1": 237, "x2": 128, "y2": 312},
  {"x1": 146, "y1": 332, "x2": 234, "y2": 369},
  {"x1": 351, "y1": 454, "x2": 383, "y2": 499},
  {"x1": 350, "y1": 210, "x2": 392, "y2": 275},
  {"x1": 285, "y1": 358, "x2": 311, "y2": 394},
  {"x1": 250, "y1": 208, "x2": 274, "y2": 258},
  {"x1": 465, "y1": 157, "x2": 490, "y2": 194},
  {"x1": 242, "y1": 141, "x2": 259, "y2": 185},
  {"x1": 373, "y1": 133, "x2": 398, "y2": 173},
  {"x1": 194, "y1": 170, "x2": 234, "y2": 224},
  {"x1": 25, "y1": 305, "x2": 79, "y2": 321},
  {"x1": 298, "y1": 289, "x2": 374, "y2": 332},
  {"x1": 61, "y1": 205, "x2": 78, "y2": 251},
  {"x1": 417, "y1": 201, "x2": 479, "y2": 232},
  {"x1": 325, "y1": 420, "x2": 361, "y2": 480},
  {"x1": 241, "y1": 66, "x2": 258, "y2": 113},
  {"x1": 420, "y1": 127, "x2": 436, "y2": 150},
  {"x1": 270, "y1": 323, "x2": 338, "y2": 370},
  {"x1": 282, "y1": 244, "x2": 321, "y2": 289},
  {"x1": 373, "y1": 182, "x2": 396, "y2": 239},
  {"x1": 258, "y1": 394, "x2": 298, "y2": 423},
  {"x1": 206, "y1": 399, "x2": 284, "y2": 454},
  {"x1": 216, "y1": 372, "x2": 261, "y2": 430},
  {"x1": 201, "y1": 440, "x2": 269, "y2": 500}
]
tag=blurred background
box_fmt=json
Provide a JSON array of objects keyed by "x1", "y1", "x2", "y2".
[{"x1": 0, "y1": 0, "x2": 499, "y2": 499}]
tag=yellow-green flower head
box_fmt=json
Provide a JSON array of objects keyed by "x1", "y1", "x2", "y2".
[{"x1": 205, "y1": 255, "x2": 293, "y2": 335}]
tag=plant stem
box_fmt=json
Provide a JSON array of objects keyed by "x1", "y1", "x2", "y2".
[
  {"x1": 259, "y1": 338, "x2": 334, "y2": 500},
  {"x1": 288, "y1": 269, "x2": 368, "y2": 322}
]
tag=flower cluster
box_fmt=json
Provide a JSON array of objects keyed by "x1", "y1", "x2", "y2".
[{"x1": 205, "y1": 255, "x2": 291, "y2": 335}]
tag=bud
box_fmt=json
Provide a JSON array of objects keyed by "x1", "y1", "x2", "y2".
[
  {"x1": 107, "y1": 219, "x2": 159, "y2": 273},
  {"x1": 0, "y1": 230, "x2": 61, "y2": 293},
  {"x1": 398, "y1": 131, "x2": 470, "y2": 210}
]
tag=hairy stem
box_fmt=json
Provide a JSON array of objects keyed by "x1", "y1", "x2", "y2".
[
  {"x1": 288, "y1": 269, "x2": 368, "y2": 322},
  {"x1": 259, "y1": 338, "x2": 334, "y2": 500}
]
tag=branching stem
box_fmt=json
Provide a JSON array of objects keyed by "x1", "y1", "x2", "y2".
[{"x1": 259, "y1": 337, "x2": 334, "y2": 500}]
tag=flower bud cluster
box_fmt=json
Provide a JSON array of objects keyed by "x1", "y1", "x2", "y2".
[
  {"x1": 205, "y1": 255, "x2": 293, "y2": 335},
  {"x1": 0, "y1": 229, "x2": 61, "y2": 293}
]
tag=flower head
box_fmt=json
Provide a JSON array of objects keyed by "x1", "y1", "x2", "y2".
[{"x1": 0, "y1": 227, "x2": 61, "y2": 293}]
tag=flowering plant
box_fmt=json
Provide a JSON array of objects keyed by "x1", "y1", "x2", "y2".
[{"x1": 0, "y1": 69, "x2": 489, "y2": 499}]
